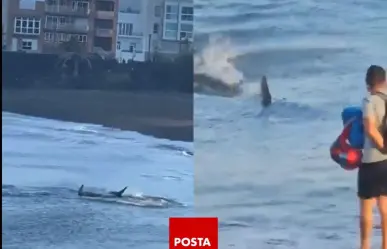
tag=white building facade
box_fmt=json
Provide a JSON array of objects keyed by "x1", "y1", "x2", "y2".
[
  {"x1": 162, "y1": 0, "x2": 193, "y2": 42},
  {"x1": 115, "y1": 0, "x2": 193, "y2": 62},
  {"x1": 116, "y1": 0, "x2": 147, "y2": 62}
]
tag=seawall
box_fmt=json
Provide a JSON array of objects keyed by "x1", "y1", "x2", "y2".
[
  {"x1": 2, "y1": 90, "x2": 193, "y2": 141},
  {"x1": 2, "y1": 52, "x2": 193, "y2": 141}
]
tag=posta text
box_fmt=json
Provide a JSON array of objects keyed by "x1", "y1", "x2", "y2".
[
  {"x1": 174, "y1": 237, "x2": 211, "y2": 247},
  {"x1": 169, "y1": 217, "x2": 218, "y2": 249}
]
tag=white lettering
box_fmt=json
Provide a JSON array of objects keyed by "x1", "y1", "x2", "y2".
[{"x1": 174, "y1": 237, "x2": 211, "y2": 247}]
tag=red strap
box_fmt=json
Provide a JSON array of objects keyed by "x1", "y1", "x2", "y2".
[{"x1": 338, "y1": 119, "x2": 354, "y2": 150}]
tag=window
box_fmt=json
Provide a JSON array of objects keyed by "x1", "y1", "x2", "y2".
[
  {"x1": 118, "y1": 23, "x2": 122, "y2": 35},
  {"x1": 129, "y1": 42, "x2": 136, "y2": 53},
  {"x1": 153, "y1": 23, "x2": 159, "y2": 34},
  {"x1": 78, "y1": 1, "x2": 89, "y2": 9},
  {"x1": 118, "y1": 23, "x2": 133, "y2": 36},
  {"x1": 46, "y1": 16, "x2": 57, "y2": 25},
  {"x1": 165, "y1": 4, "x2": 178, "y2": 20},
  {"x1": 117, "y1": 41, "x2": 121, "y2": 50},
  {"x1": 78, "y1": 34, "x2": 87, "y2": 42},
  {"x1": 180, "y1": 32, "x2": 193, "y2": 40},
  {"x1": 166, "y1": 23, "x2": 178, "y2": 31},
  {"x1": 44, "y1": 32, "x2": 54, "y2": 42},
  {"x1": 164, "y1": 22, "x2": 178, "y2": 39},
  {"x1": 180, "y1": 23, "x2": 193, "y2": 40},
  {"x1": 59, "y1": 16, "x2": 67, "y2": 25},
  {"x1": 21, "y1": 40, "x2": 32, "y2": 50},
  {"x1": 46, "y1": 16, "x2": 56, "y2": 28},
  {"x1": 56, "y1": 33, "x2": 69, "y2": 42},
  {"x1": 45, "y1": 32, "x2": 71, "y2": 43},
  {"x1": 180, "y1": 23, "x2": 193, "y2": 32},
  {"x1": 154, "y1": 6, "x2": 161, "y2": 17},
  {"x1": 181, "y1": 6, "x2": 193, "y2": 21},
  {"x1": 65, "y1": 34, "x2": 71, "y2": 42},
  {"x1": 46, "y1": 16, "x2": 71, "y2": 28},
  {"x1": 20, "y1": 0, "x2": 36, "y2": 9},
  {"x1": 72, "y1": 1, "x2": 89, "y2": 10},
  {"x1": 14, "y1": 17, "x2": 40, "y2": 35}
]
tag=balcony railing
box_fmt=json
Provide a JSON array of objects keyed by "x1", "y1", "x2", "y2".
[
  {"x1": 95, "y1": 10, "x2": 115, "y2": 19},
  {"x1": 95, "y1": 28, "x2": 113, "y2": 37},
  {"x1": 45, "y1": 22, "x2": 89, "y2": 33},
  {"x1": 45, "y1": 5, "x2": 90, "y2": 16},
  {"x1": 118, "y1": 32, "x2": 143, "y2": 37},
  {"x1": 119, "y1": 8, "x2": 140, "y2": 14}
]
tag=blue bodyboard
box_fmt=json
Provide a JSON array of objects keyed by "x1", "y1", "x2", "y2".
[{"x1": 341, "y1": 106, "x2": 364, "y2": 149}]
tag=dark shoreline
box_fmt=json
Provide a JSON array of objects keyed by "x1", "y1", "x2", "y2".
[{"x1": 2, "y1": 89, "x2": 193, "y2": 142}]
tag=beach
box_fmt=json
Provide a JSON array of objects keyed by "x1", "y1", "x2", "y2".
[{"x1": 2, "y1": 89, "x2": 193, "y2": 141}]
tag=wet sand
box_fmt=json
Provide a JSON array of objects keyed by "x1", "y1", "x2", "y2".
[{"x1": 2, "y1": 90, "x2": 193, "y2": 141}]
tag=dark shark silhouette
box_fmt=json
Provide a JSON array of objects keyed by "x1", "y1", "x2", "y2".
[
  {"x1": 194, "y1": 73, "x2": 242, "y2": 97},
  {"x1": 195, "y1": 73, "x2": 272, "y2": 107},
  {"x1": 260, "y1": 76, "x2": 272, "y2": 107},
  {"x1": 78, "y1": 185, "x2": 127, "y2": 198}
]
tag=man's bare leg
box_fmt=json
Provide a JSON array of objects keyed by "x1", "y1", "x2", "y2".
[
  {"x1": 360, "y1": 198, "x2": 375, "y2": 249},
  {"x1": 377, "y1": 196, "x2": 387, "y2": 249}
]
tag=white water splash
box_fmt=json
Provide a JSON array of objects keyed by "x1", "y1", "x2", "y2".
[{"x1": 194, "y1": 35, "x2": 245, "y2": 86}]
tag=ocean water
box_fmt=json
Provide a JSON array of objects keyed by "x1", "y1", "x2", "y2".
[
  {"x1": 2, "y1": 112, "x2": 193, "y2": 249},
  {"x1": 194, "y1": 0, "x2": 387, "y2": 248}
]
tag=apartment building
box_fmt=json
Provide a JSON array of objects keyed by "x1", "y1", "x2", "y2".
[
  {"x1": 161, "y1": 0, "x2": 193, "y2": 42},
  {"x1": 3, "y1": 0, "x2": 118, "y2": 56},
  {"x1": 149, "y1": 0, "x2": 193, "y2": 57},
  {"x1": 43, "y1": 0, "x2": 92, "y2": 53},
  {"x1": 116, "y1": 1, "x2": 147, "y2": 62},
  {"x1": 3, "y1": 0, "x2": 45, "y2": 52},
  {"x1": 116, "y1": 0, "x2": 193, "y2": 62},
  {"x1": 2, "y1": 0, "x2": 9, "y2": 49}
]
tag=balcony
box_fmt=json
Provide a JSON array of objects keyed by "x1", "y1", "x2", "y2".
[
  {"x1": 95, "y1": 28, "x2": 114, "y2": 37},
  {"x1": 95, "y1": 10, "x2": 115, "y2": 19},
  {"x1": 118, "y1": 32, "x2": 143, "y2": 38},
  {"x1": 119, "y1": 8, "x2": 140, "y2": 14},
  {"x1": 45, "y1": 22, "x2": 89, "y2": 33},
  {"x1": 45, "y1": 5, "x2": 90, "y2": 16}
]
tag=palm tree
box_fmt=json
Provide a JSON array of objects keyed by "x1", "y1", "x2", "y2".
[{"x1": 56, "y1": 36, "x2": 93, "y2": 77}]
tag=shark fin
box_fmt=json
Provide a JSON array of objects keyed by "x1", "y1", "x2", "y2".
[
  {"x1": 115, "y1": 186, "x2": 127, "y2": 197},
  {"x1": 260, "y1": 75, "x2": 272, "y2": 107},
  {"x1": 78, "y1": 184, "x2": 84, "y2": 196},
  {"x1": 109, "y1": 186, "x2": 127, "y2": 197}
]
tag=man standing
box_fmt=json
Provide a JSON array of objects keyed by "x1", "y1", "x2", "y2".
[{"x1": 359, "y1": 65, "x2": 387, "y2": 249}]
